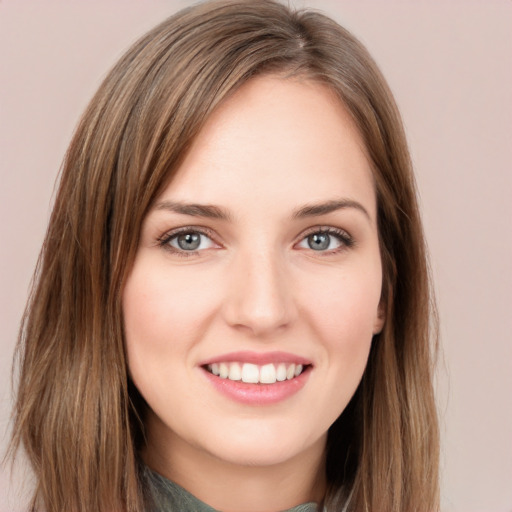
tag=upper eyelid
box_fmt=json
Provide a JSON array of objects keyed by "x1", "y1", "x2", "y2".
[
  {"x1": 300, "y1": 225, "x2": 349, "y2": 234},
  {"x1": 156, "y1": 224, "x2": 353, "y2": 249},
  {"x1": 156, "y1": 226, "x2": 222, "y2": 253},
  {"x1": 294, "y1": 225, "x2": 355, "y2": 251},
  {"x1": 296, "y1": 225, "x2": 352, "y2": 240},
  {"x1": 158, "y1": 225, "x2": 218, "y2": 241}
]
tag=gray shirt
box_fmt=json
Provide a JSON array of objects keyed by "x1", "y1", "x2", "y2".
[{"x1": 146, "y1": 468, "x2": 318, "y2": 512}]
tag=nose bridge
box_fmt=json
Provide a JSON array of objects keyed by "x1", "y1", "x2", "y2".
[{"x1": 223, "y1": 243, "x2": 294, "y2": 336}]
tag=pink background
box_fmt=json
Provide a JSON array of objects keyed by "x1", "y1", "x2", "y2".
[{"x1": 1, "y1": 1, "x2": 511, "y2": 511}]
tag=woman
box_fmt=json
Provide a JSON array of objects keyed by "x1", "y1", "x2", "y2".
[{"x1": 10, "y1": 1, "x2": 439, "y2": 511}]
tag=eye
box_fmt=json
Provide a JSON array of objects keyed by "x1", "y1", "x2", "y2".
[
  {"x1": 159, "y1": 228, "x2": 218, "y2": 255},
  {"x1": 296, "y1": 228, "x2": 353, "y2": 252}
]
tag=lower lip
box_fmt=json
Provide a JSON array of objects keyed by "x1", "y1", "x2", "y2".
[{"x1": 201, "y1": 366, "x2": 311, "y2": 405}]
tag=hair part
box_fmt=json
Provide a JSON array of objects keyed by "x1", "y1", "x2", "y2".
[{"x1": 11, "y1": 1, "x2": 439, "y2": 511}]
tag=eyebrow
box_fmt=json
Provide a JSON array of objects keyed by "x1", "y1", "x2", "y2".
[
  {"x1": 154, "y1": 200, "x2": 232, "y2": 221},
  {"x1": 153, "y1": 198, "x2": 371, "y2": 222},
  {"x1": 292, "y1": 199, "x2": 371, "y2": 221}
]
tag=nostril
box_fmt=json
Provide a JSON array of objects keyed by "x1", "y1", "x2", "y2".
[{"x1": 222, "y1": 259, "x2": 295, "y2": 335}]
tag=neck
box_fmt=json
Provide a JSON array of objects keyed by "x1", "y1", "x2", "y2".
[{"x1": 142, "y1": 417, "x2": 326, "y2": 512}]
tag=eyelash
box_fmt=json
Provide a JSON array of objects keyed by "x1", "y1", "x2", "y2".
[
  {"x1": 299, "y1": 226, "x2": 355, "y2": 254},
  {"x1": 157, "y1": 226, "x2": 219, "y2": 258},
  {"x1": 157, "y1": 225, "x2": 354, "y2": 257}
]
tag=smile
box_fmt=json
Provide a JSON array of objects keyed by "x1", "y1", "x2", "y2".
[
  {"x1": 200, "y1": 351, "x2": 313, "y2": 404},
  {"x1": 205, "y1": 362, "x2": 306, "y2": 384}
]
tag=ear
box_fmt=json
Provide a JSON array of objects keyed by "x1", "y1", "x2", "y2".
[{"x1": 372, "y1": 301, "x2": 386, "y2": 335}]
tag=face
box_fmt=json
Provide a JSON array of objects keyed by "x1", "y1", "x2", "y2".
[{"x1": 123, "y1": 76, "x2": 384, "y2": 476}]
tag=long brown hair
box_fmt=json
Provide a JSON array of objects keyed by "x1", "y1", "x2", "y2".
[{"x1": 11, "y1": 1, "x2": 439, "y2": 510}]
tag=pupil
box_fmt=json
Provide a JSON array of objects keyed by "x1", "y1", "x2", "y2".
[
  {"x1": 178, "y1": 232, "x2": 200, "y2": 250},
  {"x1": 308, "y1": 233, "x2": 329, "y2": 251}
]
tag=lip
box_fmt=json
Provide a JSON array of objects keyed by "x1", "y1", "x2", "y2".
[
  {"x1": 198, "y1": 351, "x2": 313, "y2": 405},
  {"x1": 199, "y1": 350, "x2": 312, "y2": 366}
]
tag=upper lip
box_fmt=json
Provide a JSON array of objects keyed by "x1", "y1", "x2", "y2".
[{"x1": 198, "y1": 351, "x2": 312, "y2": 367}]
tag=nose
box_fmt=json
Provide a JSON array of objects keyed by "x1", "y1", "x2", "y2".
[{"x1": 222, "y1": 248, "x2": 296, "y2": 337}]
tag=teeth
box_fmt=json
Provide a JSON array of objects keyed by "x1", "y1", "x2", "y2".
[
  {"x1": 219, "y1": 362, "x2": 229, "y2": 379},
  {"x1": 276, "y1": 363, "x2": 287, "y2": 382},
  {"x1": 286, "y1": 364, "x2": 296, "y2": 380},
  {"x1": 260, "y1": 363, "x2": 276, "y2": 384},
  {"x1": 241, "y1": 363, "x2": 259, "y2": 383},
  {"x1": 228, "y1": 362, "x2": 242, "y2": 381},
  {"x1": 208, "y1": 362, "x2": 305, "y2": 384}
]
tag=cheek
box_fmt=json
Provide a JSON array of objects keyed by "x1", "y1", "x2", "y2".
[
  {"x1": 122, "y1": 261, "x2": 222, "y2": 370},
  {"x1": 300, "y1": 264, "x2": 382, "y2": 347},
  {"x1": 292, "y1": 267, "x2": 381, "y2": 431},
  {"x1": 122, "y1": 262, "x2": 211, "y2": 416}
]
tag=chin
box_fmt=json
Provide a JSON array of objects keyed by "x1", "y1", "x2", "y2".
[{"x1": 200, "y1": 427, "x2": 324, "y2": 468}]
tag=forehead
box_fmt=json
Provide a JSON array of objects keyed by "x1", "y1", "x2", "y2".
[{"x1": 160, "y1": 75, "x2": 376, "y2": 220}]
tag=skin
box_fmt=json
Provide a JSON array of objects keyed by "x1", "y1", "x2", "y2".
[{"x1": 123, "y1": 75, "x2": 385, "y2": 512}]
